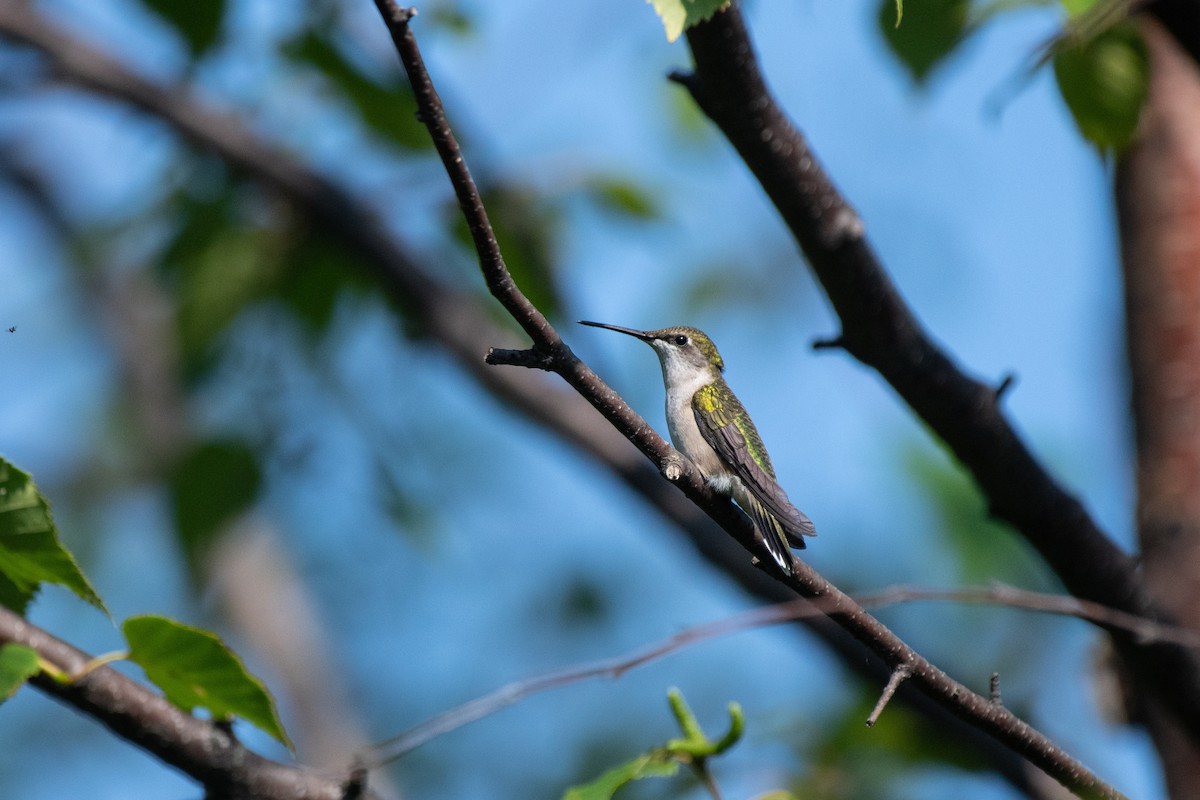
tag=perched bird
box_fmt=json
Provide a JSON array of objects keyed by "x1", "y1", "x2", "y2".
[{"x1": 580, "y1": 321, "x2": 815, "y2": 575}]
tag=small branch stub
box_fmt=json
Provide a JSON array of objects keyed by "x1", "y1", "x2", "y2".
[
  {"x1": 485, "y1": 347, "x2": 556, "y2": 371},
  {"x1": 660, "y1": 452, "x2": 687, "y2": 482},
  {"x1": 867, "y1": 664, "x2": 913, "y2": 727},
  {"x1": 811, "y1": 335, "x2": 846, "y2": 352},
  {"x1": 990, "y1": 672, "x2": 1002, "y2": 705},
  {"x1": 994, "y1": 373, "x2": 1017, "y2": 401}
]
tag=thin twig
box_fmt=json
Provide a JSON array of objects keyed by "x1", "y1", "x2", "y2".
[
  {"x1": 855, "y1": 583, "x2": 1200, "y2": 648},
  {"x1": 365, "y1": 580, "x2": 1192, "y2": 766},
  {"x1": 867, "y1": 665, "x2": 913, "y2": 727}
]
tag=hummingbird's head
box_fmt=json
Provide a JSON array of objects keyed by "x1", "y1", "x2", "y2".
[{"x1": 579, "y1": 321, "x2": 725, "y2": 385}]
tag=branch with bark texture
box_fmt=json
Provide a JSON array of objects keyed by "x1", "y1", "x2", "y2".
[
  {"x1": 673, "y1": 0, "x2": 1200, "y2": 740},
  {"x1": 0, "y1": 607, "x2": 368, "y2": 800},
  {"x1": 373, "y1": 4, "x2": 1126, "y2": 798},
  {"x1": 1118, "y1": 11, "x2": 1200, "y2": 794}
]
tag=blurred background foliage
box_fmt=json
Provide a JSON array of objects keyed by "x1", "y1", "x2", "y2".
[{"x1": 0, "y1": 0, "x2": 1154, "y2": 797}]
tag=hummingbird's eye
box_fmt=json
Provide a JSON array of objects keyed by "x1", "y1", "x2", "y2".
[{"x1": 674, "y1": 335, "x2": 689, "y2": 346}]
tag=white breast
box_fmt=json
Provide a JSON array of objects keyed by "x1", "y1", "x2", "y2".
[{"x1": 664, "y1": 373, "x2": 727, "y2": 479}]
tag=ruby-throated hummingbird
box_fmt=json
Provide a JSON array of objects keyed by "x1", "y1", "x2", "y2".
[{"x1": 580, "y1": 321, "x2": 816, "y2": 575}]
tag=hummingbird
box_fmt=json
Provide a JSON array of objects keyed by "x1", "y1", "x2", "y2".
[{"x1": 579, "y1": 321, "x2": 815, "y2": 576}]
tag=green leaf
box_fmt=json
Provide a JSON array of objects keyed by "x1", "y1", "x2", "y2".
[
  {"x1": 0, "y1": 571, "x2": 32, "y2": 617},
  {"x1": 157, "y1": 185, "x2": 280, "y2": 374},
  {"x1": 169, "y1": 440, "x2": 261, "y2": 570},
  {"x1": 563, "y1": 689, "x2": 744, "y2": 799},
  {"x1": 0, "y1": 458, "x2": 105, "y2": 614},
  {"x1": 904, "y1": 446, "x2": 1050, "y2": 586},
  {"x1": 563, "y1": 753, "x2": 680, "y2": 800},
  {"x1": 140, "y1": 0, "x2": 226, "y2": 58},
  {"x1": 0, "y1": 644, "x2": 40, "y2": 701},
  {"x1": 276, "y1": 229, "x2": 373, "y2": 335},
  {"x1": 586, "y1": 178, "x2": 660, "y2": 220},
  {"x1": 1053, "y1": 21, "x2": 1148, "y2": 149},
  {"x1": 450, "y1": 185, "x2": 563, "y2": 320},
  {"x1": 647, "y1": 0, "x2": 730, "y2": 43},
  {"x1": 878, "y1": 0, "x2": 970, "y2": 83},
  {"x1": 664, "y1": 687, "x2": 743, "y2": 757},
  {"x1": 285, "y1": 32, "x2": 429, "y2": 150},
  {"x1": 123, "y1": 615, "x2": 291, "y2": 747}
]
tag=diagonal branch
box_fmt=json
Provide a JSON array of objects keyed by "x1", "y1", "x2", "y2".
[
  {"x1": 673, "y1": 1, "x2": 1200, "y2": 740},
  {"x1": 373, "y1": 4, "x2": 1125, "y2": 798},
  {"x1": 0, "y1": 607, "x2": 368, "y2": 800}
]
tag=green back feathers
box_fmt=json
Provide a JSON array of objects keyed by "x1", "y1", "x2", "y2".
[{"x1": 693, "y1": 381, "x2": 777, "y2": 477}]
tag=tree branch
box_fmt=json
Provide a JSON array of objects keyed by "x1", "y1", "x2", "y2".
[
  {"x1": 373, "y1": 5, "x2": 1126, "y2": 797},
  {"x1": 0, "y1": 607, "x2": 367, "y2": 800},
  {"x1": 676, "y1": 0, "x2": 1200, "y2": 740},
  {"x1": 367, "y1": 579, "x2": 1196, "y2": 765}
]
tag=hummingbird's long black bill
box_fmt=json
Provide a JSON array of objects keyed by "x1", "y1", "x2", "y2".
[{"x1": 578, "y1": 320, "x2": 652, "y2": 340}]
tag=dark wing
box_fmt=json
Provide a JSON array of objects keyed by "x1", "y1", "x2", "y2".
[{"x1": 692, "y1": 383, "x2": 817, "y2": 551}]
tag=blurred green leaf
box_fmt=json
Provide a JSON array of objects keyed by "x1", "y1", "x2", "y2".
[
  {"x1": 285, "y1": 32, "x2": 429, "y2": 150},
  {"x1": 586, "y1": 178, "x2": 659, "y2": 220},
  {"x1": 0, "y1": 644, "x2": 40, "y2": 702},
  {"x1": 123, "y1": 615, "x2": 290, "y2": 747},
  {"x1": 878, "y1": 0, "x2": 970, "y2": 83},
  {"x1": 799, "y1": 686, "x2": 987, "y2": 798},
  {"x1": 277, "y1": 228, "x2": 373, "y2": 334},
  {"x1": 905, "y1": 446, "x2": 1049, "y2": 585},
  {"x1": 1053, "y1": 21, "x2": 1147, "y2": 150},
  {"x1": 647, "y1": 0, "x2": 730, "y2": 42},
  {"x1": 450, "y1": 185, "x2": 563, "y2": 319},
  {"x1": 0, "y1": 458, "x2": 106, "y2": 614},
  {"x1": 554, "y1": 576, "x2": 612, "y2": 627},
  {"x1": 140, "y1": 0, "x2": 226, "y2": 58},
  {"x1": 178, "y1": 228, "x2": 279, "y2": 358},
  {"x1": 426, "y1": 5, "x2": 475, "y2": 34},
  {"x1": 680, "y1": 262, "x2": 783, "y2": 316},
  {"x1": 158, "y1": 186, "x2": 280, "y2": 374},
  {"x1": 169, "y1": 440, "x2": 261, "y2": 568}
]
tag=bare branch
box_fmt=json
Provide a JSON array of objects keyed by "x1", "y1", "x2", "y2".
[
  {"x1": 857, "y1": 583, "x2": 1200, "y2": 647},
  {"x1": 677, "y1": 0, "x2": 1200, "y2": 741},
  {"x1": 374, "y1": 7, "x2": 1127, "y2": 798},
  {"x1": 0, "y1": 607, "x2": 368, "y2": 800},
  {"x1": 367, "y1": 579, "x2": 1200, "y2": 765}
]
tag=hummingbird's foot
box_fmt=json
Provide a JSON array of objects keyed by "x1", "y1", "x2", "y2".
[{"x1": 660, "y1": 453, "x2": 686, "y2": 482}]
